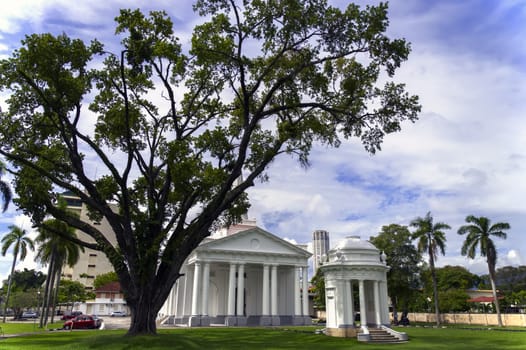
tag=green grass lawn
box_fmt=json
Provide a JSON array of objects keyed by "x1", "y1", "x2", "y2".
[
  {"x1": 1, "y1": 326, "x2": 525, "y2": 350},
  {"x1": 0, "y1": 321, "x2": 64, "y2": 335}
]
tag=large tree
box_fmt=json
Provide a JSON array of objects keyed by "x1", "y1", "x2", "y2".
[
  {"x1": 370, "y1": 224, "x2": 422, "y2": 321},
  {"x1": 0, "y1": 160, "x2": 12, "y2": 212},
  {"x1": 1, "y1": 225, "x2": 34, "y2": 323},
  {"x1": 410, "y1": 212, "x2": 450, "y2": 326},
  {"x1": 0, "y1": 1, "x2": 420, "y2": 335},
  {"x1": 458, "y1": 215, "x2": 510, "y2": 327}
]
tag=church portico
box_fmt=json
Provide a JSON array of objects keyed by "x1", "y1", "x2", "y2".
[{"x1": 160, "y1": 227, "x2": 312, "y2": 327}]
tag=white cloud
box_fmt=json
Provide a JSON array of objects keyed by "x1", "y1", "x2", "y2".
[{"x1": 0, "y1": 0, "x2": 525, "y2": 279}]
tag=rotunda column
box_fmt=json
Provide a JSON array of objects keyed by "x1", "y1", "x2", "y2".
[
  {"x1": 374, "y1": 280, "x2": 381, "y2": 326},
  {"x1": 358, "y1": 279, "x2": 367, "y2": 327}
]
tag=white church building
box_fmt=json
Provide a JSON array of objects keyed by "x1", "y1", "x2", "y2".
[{"x1": 160, "y1": 223, "x2": 313, "y2": 327}]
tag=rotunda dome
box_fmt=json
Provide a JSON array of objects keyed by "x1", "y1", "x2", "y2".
[{"x1": 333, "y1": 235, "x2": 378, "y2": 251}]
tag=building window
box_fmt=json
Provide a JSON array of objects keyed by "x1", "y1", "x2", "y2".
[{"x1": 88, "y1": 264, "x2": 96, "y2": 268}]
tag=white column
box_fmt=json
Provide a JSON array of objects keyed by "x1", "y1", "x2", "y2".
[
  {"x1": 374, "y1": 280, "x2": 381, "y2": 326},
  {"x1": 302, "y1": 266, "x2": 308, "y2": 316},
  {"x1": 173, "y1": 281, "x2": 179, "y2": 316},
  {"x1": 380, "y1": 281, "x2": 390, "y2": 324},
  {"x1": 227, "y1": 263, "x2": 237, "y2": 316},
  {"x1": 181, "y1": 274, "x2": 188, "y2": 315},
  {"x1": 191, "y1": 262, "x2": 201, "y2": 316},
  {"x1": 262, "y1": 264, "x2": 270, "y2": 315},
  {"x1": 202, "y1": 262, "x2": 210, "y2": 316},
  {"x1": 236, "y1": 264, "x2": 245, "y2": 316},
  {"x1": 359, "y1": 279, "x2": 367, "y2": 327},
  {"x1": 294, "y1": 267, "x2": 301, "y2": 316},
  {"x1": 271, "y1": 265, "x2": 278, "y2": 316},
  {"x1": 344, "y1": 279, "x2": 353, "y2": 324},
  {"x1": 349, "y1": 280, "x2": 355, "y2": 324}
]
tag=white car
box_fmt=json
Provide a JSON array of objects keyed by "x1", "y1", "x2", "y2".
[{"x1": 110, "y1": 311, "x2": 127, "y2": 317}]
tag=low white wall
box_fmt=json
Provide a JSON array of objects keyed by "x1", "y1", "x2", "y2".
[{"x1": 407, "y1": 312, "x2": 526, "y2": 327}]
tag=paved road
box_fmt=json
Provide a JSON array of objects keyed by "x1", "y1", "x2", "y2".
[{"x1": 101, "y1": 316, "x2": 130, "y2": 330}]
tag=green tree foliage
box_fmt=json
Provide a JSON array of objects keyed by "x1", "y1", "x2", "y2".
[
  {"x1": 58, "y1": 279, "x2": 94, "y2": 307},
  {"x1": 490, "y1": 265, "x2": 526, "y2": 293},
  {"x1": 410, "y1": 212, "x2": 450, "y2": 326},
  {"x1": 371, "y1": 224, "x2": 422, "y2": 316},
  {"x1": 93, "y1": 271, "x2": 119, "y2": 290},
  {"x1": 310, "y1": 268, "x2": 325, "y2": 311},
  {"x1": 0, "y1": 1, "x2": 420, "y2": 335},
  {"x1": 458, "y1": 215, "x2": 510, "y2": 327},
  {"x1": 4, "y1": 268, "x2": 46, "y2": 292},
  {"x1": 0, "y1": 160, "x2": 12, "y2": 212},
  {"x1": 435, "y1": 266, "x2": 478, "y2": 312},
  {"x1": 1, "y1": 225, "x2": 34, "y2": 323},
  {"x1": 438, "y1": 289, "x2": 471, "y2": 313},
  {"x1": 8, "y1": 288, "x2": 40, "y2": 319},
  {"x1": 435, "y1": 265, "x2": 480, "y2": 291}
]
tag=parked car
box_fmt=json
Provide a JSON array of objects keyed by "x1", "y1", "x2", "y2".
[
  {"x1": 21, "y1": 311, "x2": 38, "y2": 319},
  {"x1": 61, "y1": 311, "x2": 83, "y2": 320},
  {"x1": 110, "y1": 311, "x2": 127, "y2": 317},
  {"x1": 63, "y1": 315, "x2": 102, "y2": 330}
]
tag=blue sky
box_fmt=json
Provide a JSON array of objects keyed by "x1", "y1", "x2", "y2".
[{"x1": 1, "y1": 0, "x2": 525, "y2": 283}]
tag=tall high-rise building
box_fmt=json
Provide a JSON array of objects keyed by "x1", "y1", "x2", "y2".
[
  {"x1": 312, "y1": 229, "x2": 330, "y2": 273},
  {"x1": 61, "y1": 191, "x2": 117, "y2": 290}
]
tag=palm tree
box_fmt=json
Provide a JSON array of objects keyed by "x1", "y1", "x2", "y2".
[
  {"x1": 36, "y1": 218, "x2": 83, "y2": 327},
  {"x1": 410, "y1": 212, "x2": 450, "y2": 326},
  {"x1": 1, "y1": 225, "x2": 35, "y2": 322},
  {"x1": 0, "y1": 161, "x2": 12, "y2": 212},
  {"x1": 458, "y1": 215, "x2": 510, "y2": 327}
]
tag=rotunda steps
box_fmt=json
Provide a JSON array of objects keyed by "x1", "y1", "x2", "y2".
[{"x1": 362, "y1": 328, "x2": 407, "y2": 343}]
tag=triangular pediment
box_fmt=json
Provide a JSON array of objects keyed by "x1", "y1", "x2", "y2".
[{"x1": 197, "y1": 227, "x2": 311, "y2": 257}]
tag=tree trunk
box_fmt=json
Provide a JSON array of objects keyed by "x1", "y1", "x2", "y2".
[
  {"x1": 391, "y1": 297, "x2": 399, "y2": 325},
  {"x1": 489, "y1": 267, "x2": 503, "y2": 327},
  {"x1": 2, "y1": 255, "x2": 17, "y2": 323},
  {"x1": 43, "y1": 260, "x2": 57, "y2": 327},
  {"x1": 40, "y1": 256, "x2": 55, "y2": 328},
  {"x1": 429, "y1": 252, "x2": 440, "y2": 326},
  {"x1": 50, "y1": 270, "x2": 62, "y2": 324},
  {"x1": 126, "y1": 298, "x2": 159, "y2": 336}
]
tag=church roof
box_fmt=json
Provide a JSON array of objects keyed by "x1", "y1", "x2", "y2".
[{"x1": 195, "y1": 226, "x2": 312, "y2": 258}]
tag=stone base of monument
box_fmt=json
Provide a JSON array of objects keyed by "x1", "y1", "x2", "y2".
[
  {"x1": 259, "y1": 316, "x2": 272, "y2": 326},
  {"x1": 325, "y1": 325, "x2": 358, "y2": 338}
]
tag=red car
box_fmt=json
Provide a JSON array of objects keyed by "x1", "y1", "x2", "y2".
[{"x1": 63, "y1": 315, "x2": 103, "y2": 330}]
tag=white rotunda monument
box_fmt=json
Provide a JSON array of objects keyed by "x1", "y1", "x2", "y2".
[{"x1": 319, "y1": 236, "x2": 407, "y2": 341}]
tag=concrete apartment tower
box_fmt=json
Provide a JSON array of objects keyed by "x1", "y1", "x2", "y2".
[
  {"x1": 61, "y1": 191, "x2": 117, "y2": 290},
  {"x1": 312, "y1": 229, "x2": 330, "y2": 273}
]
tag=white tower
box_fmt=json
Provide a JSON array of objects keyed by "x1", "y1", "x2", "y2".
[{"x1": 312, "y1": 230, "x2": 330, "y2": 273}]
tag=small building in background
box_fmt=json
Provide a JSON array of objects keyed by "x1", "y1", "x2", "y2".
[{"x1": 76, "y1": 281, "x2": 129, "y2": 316}]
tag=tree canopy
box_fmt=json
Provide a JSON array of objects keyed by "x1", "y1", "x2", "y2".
[
  {"x1": 2, "y1": 268, "x2": 46, "y2": 292},
  {"x1": 370, "y1": 224, "x2": 422, "y2": 315},
  {"x1": 93, "y1": 271, "x2": 119, "y2": 290},
  {"x1": 0, "y1": 0, "x2": 420, "y2": 335}
]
